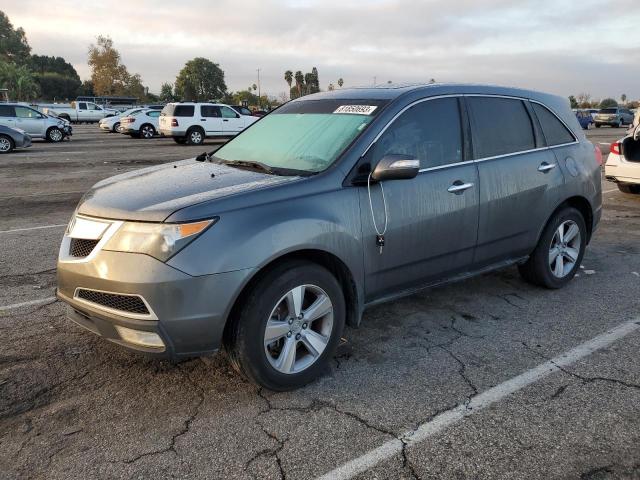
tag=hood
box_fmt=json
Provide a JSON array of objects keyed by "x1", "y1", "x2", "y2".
[{"x1": 77, "y1": 158, "x2": 300, "y2": 222}]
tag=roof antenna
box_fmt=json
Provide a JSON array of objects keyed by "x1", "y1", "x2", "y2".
[{"x1": 367, "y1": 172, "x2": 388, "y2": 254}]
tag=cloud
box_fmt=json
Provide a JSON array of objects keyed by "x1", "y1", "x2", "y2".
[{"x1": 3, "y1": 0, "x2": 639, "y2": 99}]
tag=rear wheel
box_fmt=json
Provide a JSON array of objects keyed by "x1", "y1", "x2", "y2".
[
  {"x1": 0, "y1": 135, "x2": 14, "y2": 153},
  {"x1": 226, "y1": 261, "x2": 345, "y2": 391},
  {"x1": 46, "y1": 127, "x2": 64, "y2": 143},
  {"x1": 186, "y1": 127, "x2": 204, "y2": 145},
  {"x1": 173, "y1": 137, "x2": 187, "y2": 144},
  {"x1": 518, "y1": 207, "x2": 586, "y2": 289},
  {"x1": 140, "y1": 124, "x2": 156, "y2": 139},
  {"x1": 618, "y1": 184, "x2": 640, "y2": 194},
  {"x1": 112, "y1": 122, "x2": 121, "y2": 133}
]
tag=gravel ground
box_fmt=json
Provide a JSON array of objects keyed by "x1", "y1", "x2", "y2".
[{"x1": 1, "y1": 125, "x2": 639, "y2": 480}]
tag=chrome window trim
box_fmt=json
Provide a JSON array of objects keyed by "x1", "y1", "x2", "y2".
[
  {"x1": 362, "y1": 93, "x2": 580, "y2": 172},
  {"x1": 73, "y1": 287, "x2": 158, "y2": 321}
]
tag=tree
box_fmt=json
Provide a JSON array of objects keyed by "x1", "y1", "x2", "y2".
[
  {"x1": 600, "y1": 98, "x2": 618, "y2": 109},
  {"x1": 159, "y1": 82, "x2": 175, "y2": 102},
  {"x1": 577, "y1": 92, "x2": 591, "y2": 108},
  {"x1": 174, "y1": 57, "x2": 227, "y2": 102},
  {"x1": 337, "y1": 78, "x2": 344, "y2": 88},
  {"x1": 0, "y1": 11, "x2": 31, "y2": 65},
  {"x1": 29, "y1": 54, "x2": 81, "y2": 100},
  {"x1": 569, "y1": 95, "x2": 578, "y2": 109},
  {"x1": 88, "y1": 36, "x2": 131, "y2": 95},
  {"x1": 621, "y1": 94, "x2": 627, "y2": 105},
  {"x1": 78, "y1": 79, "x2": 94, "y2": 96},
  {"x1": 294, "y1": 70, "x2": 304, "y2": 97},
  {"x1": 328, "y1": 83, "x2": 335, "y2": 91},
  {"x1": 284, "y1": 70, "x2": 293, "y2": 93},
  {"x1": 0, "y1": 62, "x2": 39, "y2": 100}
]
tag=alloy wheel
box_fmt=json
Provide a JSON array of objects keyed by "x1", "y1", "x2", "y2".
[
  {"x1": 190, "y1": 131, "x2": 203, "y2": 144},
  {"x1": 49, "y1": 129, "x2": 63, "y2": 142},
  {"x1": 549, "y1": 220, "x2": 581, "y2": 278},
  {"x1": 142, "y1": 126, "x2": 154, "y2": 138},
  {"x1": 264, "y1": 284, "x2": 334, "y2": 374},
  {"x1": 0, "y1": 137, "x2": 11, "y2": 152}
]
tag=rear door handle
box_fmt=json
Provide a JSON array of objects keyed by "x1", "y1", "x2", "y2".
[
  {"x1": 223, "y1": 119, "x2": 229, "y2": 122},
  {"x1": 447, "y1": 181, "x2": 474, "y2": 194},
  {"x1": 200, "y1": 119, "x2": 206, "y2": 121},
  {"x1": 538, "y1": 162, "x2": 556, "y2": 173}
]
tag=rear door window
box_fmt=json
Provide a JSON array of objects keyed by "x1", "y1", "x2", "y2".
[
  {"x1": 468, "y1": 97, "x2": 535, "y2": 158},
  {"x1": 0, "y1": 105, "x2": 15, "y2": 117},
  {"x1": 371, "y1": 97, "x2": 463, "y2": 170},
  {"x1": 201, "y1": 105, "x2": 221, "y2": 117},
  {"x1": 531, "y1": 103, "x2": 576, "y2": 146}
]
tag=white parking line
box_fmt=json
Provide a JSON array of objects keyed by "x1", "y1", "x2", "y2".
[
  {"x1": 0, "y1": 296, "x2": 57, "y2": 312},
  {"x1": 603, "y1": 188, "x2": 619, "y2": 194},
  {"x1": 317, "y1": 317, "x2": 640, "y2": 480},
  {"x1": 0, "y1": 224, "x2": 66, "y2": 234}
]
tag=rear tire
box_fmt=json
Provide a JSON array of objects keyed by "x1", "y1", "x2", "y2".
[
  {"x1": 173, "y1": 137, "x2": 187, "y2": 144},
  {"x1": 186, "y1": 127, "x2": 204, "y2": 145},
  {"x1": 0, "y1": 135, "x2": 14, "y2": 153},
  {"x1": 140, "y1": 124, "x2": 156, "y2": 139},
  {"x1": 112, "y1": 122, "x2": 121, "y2": 133},
  {"x1": 618, "y1": 184, "x2": 640, "y2": 194},
  {"x1": 518, "y1": 207, "x2": 586, "y2": 289},
  {"x1": 225, "y1": 261, "x2": 345, "y2": 391},
  {"x1": 46, "y1": 127, "x2": 64, "y2": 143}
]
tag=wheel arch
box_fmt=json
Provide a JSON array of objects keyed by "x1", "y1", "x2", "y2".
[
  {"x1": 222, "y1": 248, "x2": 361, "y2": 347},
  {"x1": 538, "y1": 195, "x2": 594, "y2": 246}
]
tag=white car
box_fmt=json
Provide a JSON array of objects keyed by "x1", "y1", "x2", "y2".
[
  {"x1": 158, "y1": 102, "x2": 259, "y2": 145},
  {"x1": 120, "y1": 109, "x2": 161, "y2": 139},
  {"x1": 605, "y1": 125, "x2": 640, "y2": 194},
  {"x1": 99, "y1": 108, "x2": 146, "y2": 133}
]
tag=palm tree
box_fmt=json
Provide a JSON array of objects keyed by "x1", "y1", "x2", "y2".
[
  {"x1": 337, "y1": 78, "x2": 344, "y2": 88},
  {"x1": 0, "y1": 63, "x2": 39, "y2": 101},
  {"x1": 294, "y1": 70, "x2": 304, "y2": 97},
  {"x1": 284, "y1": 70, "x2": 293, "y2": 90}
]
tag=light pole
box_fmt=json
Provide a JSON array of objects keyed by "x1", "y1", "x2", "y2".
[{"x1": 256, "y1": 68, "x2": 261, "y2": 108}]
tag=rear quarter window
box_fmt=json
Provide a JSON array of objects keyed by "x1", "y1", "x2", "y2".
[
  {"x1": 532, "y1": 103, "x2": 575, "y2": 146},
  {"x1": 0, "y1": 105, "x2": 14, "y2": 117},
  {"x1": 162, "y1": 105, "x2": 195, "y2": 117},
  {"x1": 468, "y1": 97, "x2": 535, "y2": 158}
]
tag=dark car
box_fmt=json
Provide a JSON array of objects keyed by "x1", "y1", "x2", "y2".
[
  {"x1": 229, "y1": 105, "x2": 254, "y2": 117},
  {"x1": 0, "y1": 124, "x2": 32, "y2": 153},
  {"x1": 57, "y1": 83, "x2": 602, "y2": 390}
]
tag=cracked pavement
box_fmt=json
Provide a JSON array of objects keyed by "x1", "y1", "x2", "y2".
[{"x1": 1, "y1": 126, "x2": 639, "y2": 479}]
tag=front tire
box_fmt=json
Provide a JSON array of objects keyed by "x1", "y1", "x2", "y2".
[
  {"x1": 0, "y1": 135, "x2": 14, "y2": 153},
  {"x1": 46, "y1": 127, "x2": 64, "y2": 143},
  {"x1": 225, "y1": 261, "x2": 345, "y2": 391},
  {"x1": 518, "y1": 207, "x2": 586, "y2": 289},
  {"x1": 112, "y1": 122, "x2": 121, "y2": 133}
]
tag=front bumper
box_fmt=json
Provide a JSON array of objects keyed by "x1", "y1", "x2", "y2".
[{"x1": 57, "y1": 248, "x2": 253, "y2": 358}]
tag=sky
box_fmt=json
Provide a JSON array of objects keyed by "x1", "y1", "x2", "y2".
[{"x1": 2, "y1": 0, "x2": 639, "y2": 100}]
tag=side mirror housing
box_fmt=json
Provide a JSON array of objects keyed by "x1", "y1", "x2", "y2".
[{"x1": 371, "y1": 154, "x2": 420, "y2": 181}]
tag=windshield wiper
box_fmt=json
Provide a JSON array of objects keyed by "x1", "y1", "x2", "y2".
[
  {"x1": 221, "y1": 160, "x2": 276, "y2": 174},
  {"x1": 212, "y1": 157, "x2": 316, "y2": 177}
]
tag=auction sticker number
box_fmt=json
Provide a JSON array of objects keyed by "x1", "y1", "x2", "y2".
[{"x1": 334, "y1": 105, "x2": 378, "y2": 115}]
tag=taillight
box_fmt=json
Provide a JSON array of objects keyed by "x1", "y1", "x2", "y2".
[
  {"x1": 591, "y1": 142, "x2": 603, "y2": 166},
  {"x1": 610, "y1": 142, "x2": 621, "y2": 156},
  {"x1": 171, "y1": 119, "x2": 178, "y2": 127}
]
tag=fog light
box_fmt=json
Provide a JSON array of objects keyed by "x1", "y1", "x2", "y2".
[{"x1": 115, "y1": 325, "x2": 165, "y2": 349}]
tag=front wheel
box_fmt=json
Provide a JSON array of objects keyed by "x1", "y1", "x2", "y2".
[
  {"x1": 46, "y1": 127, "x2": 64, "y2": 143},
  {"x1": 0, "y1": 135, "x2": 14, "y2": 153},
  {"x1": 518, "y1": 207, "x2": 587, "y2": 289},
  {"x1": 225, "y1": 261, "x2": 345, "y2": 391},
  {"x1": 113, "y1": 122, "x2": 121, "y2": 133}
]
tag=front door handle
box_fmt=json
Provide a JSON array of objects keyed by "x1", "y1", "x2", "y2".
[
  {"x1": 447, "y1": 181, "x2": 474, "y2": 194},
  {"x1": 223, "y1": 119, "x2": 229, "y2": 122},
  {"x1": 201, "y1": 119, "x2": 206, "y2": 121},
  {"x1": 538, "y1": 162, "x2": 557, "y2": 173}
]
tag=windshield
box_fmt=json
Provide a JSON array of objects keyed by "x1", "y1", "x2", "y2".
[{"x1": 213, "y1": 99, "x2": 387, "y2": 173}]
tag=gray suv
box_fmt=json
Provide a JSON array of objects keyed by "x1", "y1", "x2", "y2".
[
  {"x1": 594, "y1": 107, "x2": 634, "y2": 128},
  {"x1": 0, "y1": 103, "x2": 67, "y2": 142},
  {"x1": 56, "y1": 84, "x2": 602, "y2": 390}
]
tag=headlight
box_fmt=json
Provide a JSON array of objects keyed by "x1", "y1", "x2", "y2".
[
  {"x1": 57, "y1": 121, "x2": 64, "y2": 128},
  {"x1": 103, "y1": 219, "x2": 216, "y2": 261}
]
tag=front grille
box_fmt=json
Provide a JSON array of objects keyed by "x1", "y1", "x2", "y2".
[
  {"x1": 69, "y1": 238, "x2": 99, "y2": 257},
  {"x1": 76, "y1": 289, "x2": 150, "y2": 315}
]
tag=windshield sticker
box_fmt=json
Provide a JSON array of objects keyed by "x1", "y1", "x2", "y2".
[{"x1": 334, "y1": 105, "x2": 378, "y2": 115}]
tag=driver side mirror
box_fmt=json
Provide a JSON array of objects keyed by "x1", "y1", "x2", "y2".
[{"x1": 371, "y1": 154, "x2": 420, "y2": 181}]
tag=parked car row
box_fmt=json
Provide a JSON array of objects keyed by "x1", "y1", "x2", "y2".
[{"x1": 0, "y1": 102, "x2": 73, "y2": 152}]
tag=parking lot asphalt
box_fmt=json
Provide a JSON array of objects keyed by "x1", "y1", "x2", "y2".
[{"x1": 1, "y1": 125, "x2": 639, "y2": 480}]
